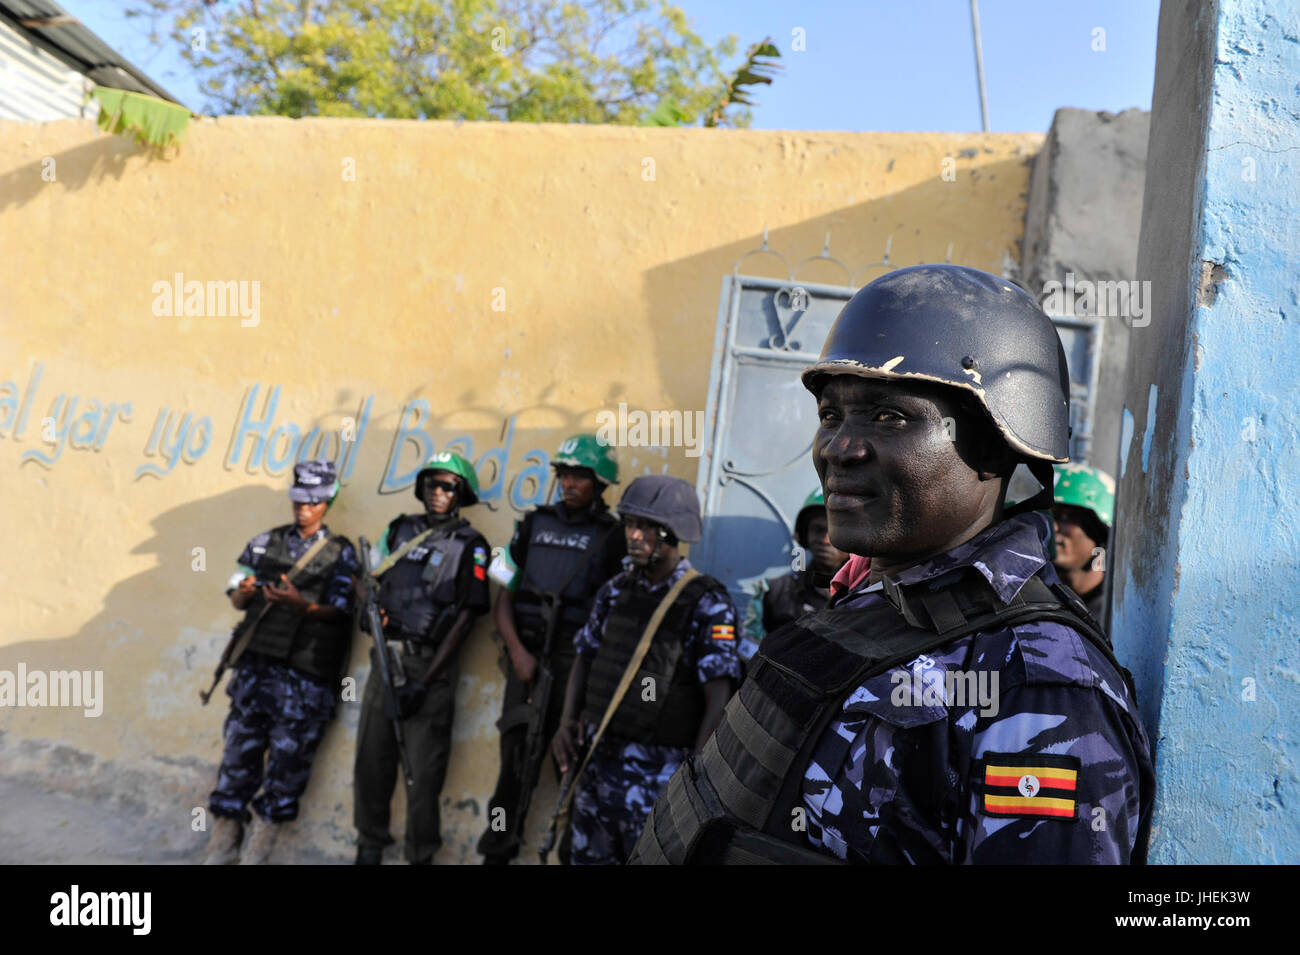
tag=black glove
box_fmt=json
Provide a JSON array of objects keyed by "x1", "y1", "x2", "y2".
[{"x1": 397, "y1": 680, "x2": 428, "y2": 719}]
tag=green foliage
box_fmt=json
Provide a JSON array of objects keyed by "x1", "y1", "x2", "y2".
[
  {"x1": 703, "y1": 36, "x2": 780, "y2": 127},
  {"x1": 92, "y1": 86, "x2": 191, "y2": 149},
  {"x1": 129, "y1": 0, "x2": 775, "y2": 126}
]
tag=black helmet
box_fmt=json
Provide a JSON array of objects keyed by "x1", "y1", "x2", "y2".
[
  {"x1": 801, "y1": 264, "x2": 1071, "y2": 512},
  {"x1": 617, "y1": 475, "x2": 702, "y2": 543}
]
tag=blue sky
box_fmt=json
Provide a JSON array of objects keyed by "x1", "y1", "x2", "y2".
[{"x1": 62, "y1": 0, "x2": 1159, "y2": 132}]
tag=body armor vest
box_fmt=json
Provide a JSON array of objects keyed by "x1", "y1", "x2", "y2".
[
  {"x1": 378, "y1": 515, "x2": 475, "y2": 642},
  {"x1": 631, "y1": 571, "x2": 1146, "y2": 865},
  {"x1": 240, "y1": 526, "x2": 352, "y2": 684},
  {"x1": 764, "y1": 570, "x2": 828, "y2": 632},
  {"x1": 514, "y1": 506, "x2": 619, "y2": 652},
  {"x1": 581, "y1": 573, "x2": 718, "y2": 748}
]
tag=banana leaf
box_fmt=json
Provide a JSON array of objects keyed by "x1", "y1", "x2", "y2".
[{"x1": 91, "y1": 86, "x2": 191, "y2": 150}]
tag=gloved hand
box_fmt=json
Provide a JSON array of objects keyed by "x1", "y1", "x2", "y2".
[{"x1": 397, "y1": 680, "x2": 428, "y2": 719}]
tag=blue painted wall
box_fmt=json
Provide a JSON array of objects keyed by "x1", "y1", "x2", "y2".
[{"x1": 1117, "y1": 0, "x2": 1300, "y2": 863}]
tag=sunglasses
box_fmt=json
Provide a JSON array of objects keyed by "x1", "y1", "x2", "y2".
[{"x1": 424, "y1": 479, "x2": 460, "y2": 495}]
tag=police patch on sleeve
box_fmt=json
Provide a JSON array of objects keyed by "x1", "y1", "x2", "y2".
[
  {"x1": 473, "y1": 545, "x2": 488, "y2": 581},
  {"x1": 980, "y1": 753, "x2": 1080, "y2": 820}
]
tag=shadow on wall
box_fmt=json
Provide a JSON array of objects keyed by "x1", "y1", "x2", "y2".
[
  {"x1": 0, "y1": 402, "x2": 637, "y2": 863},
  {"x1": 0, "y1": 133, "x2": 154, "y2": 214},
  {"x1": 640, "y1": 154, "x2": 1038, "y2": 417}
]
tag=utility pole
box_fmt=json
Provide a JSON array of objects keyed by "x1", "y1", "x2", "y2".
[{"x1": 970, "y1": 0, "x2": 990, "y2": 132}]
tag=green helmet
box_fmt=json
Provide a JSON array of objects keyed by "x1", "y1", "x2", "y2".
[
  {"x1": 415, "y1": 450, "x2": 480, "y2": 506},
  {"x1": 1053, "y1": 464, "x2": 1115, "y2": 527},
  {"x1": 552, "y1": 433, "x2": 619, "y2": 486},
  {"x1": 794, "y1": 487, "x2": 825, "y2": 545}
]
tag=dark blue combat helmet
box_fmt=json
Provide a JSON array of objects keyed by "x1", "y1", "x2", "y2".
[
  {"x1": 617, "y1": 475, "x2": 702, "y2": 543},
  {"x1": 288, "y1": 459, "x2": 340, "y2": 505},
  {"x1": 801, "y1": 264, "x2": 1071, "y2": 512}
]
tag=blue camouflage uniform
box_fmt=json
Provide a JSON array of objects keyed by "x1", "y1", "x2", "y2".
[
  {"x1": 803, "y1": 511, "x2": 1153, "y2": 864},
  {"x1": 571, "y1": 557, "x2": 742, "y2": 865},
  {"x1": 210, "y1": 527, "x2": 359, "y2": 822}
]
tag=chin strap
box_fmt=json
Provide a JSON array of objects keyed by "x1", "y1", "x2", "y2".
[{"x1": 1003, "y1": 459, "x2": 1057, "y2": 518}]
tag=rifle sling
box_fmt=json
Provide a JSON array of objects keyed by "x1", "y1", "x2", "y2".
[
  {"x1": 555, "y1": 567, "x2": 701, "y2": 825},
  {"x1": 370, "y1": 525, "x2": 437, "y2": 578},
  {"x1": 227, "y1": 533, "x2": 334, "y2": 670}
]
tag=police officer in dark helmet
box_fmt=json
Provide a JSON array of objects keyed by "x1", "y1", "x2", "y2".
[
  {"x1": 551, "y1": 474, "x2": 741, "y2": 865},
  {"x1": 353, "y1": 451, "x2": 490, "y2": 864},
  {"x1": 633, "y1": 264, "x2": 1155, "y2": 865},
  {"x1": 477, "y1": 434, "x2": 626, "y2": 865},
  {"x1": 740, "y1": 488, "x2": 849, "y2": 663},
  {"x1": 204, "y1": 459, "x2": 359, "y2": 865}
]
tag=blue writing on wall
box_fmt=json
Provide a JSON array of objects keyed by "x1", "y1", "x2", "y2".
[
  {"x1": 380, "y1": 399, "x2": 435, "y2": 493},
  {"x1": 137, "y1": 408, "x2": 214, "y2": 478}
]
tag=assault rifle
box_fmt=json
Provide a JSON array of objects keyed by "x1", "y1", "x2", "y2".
[
  {"x1": 508, "y1": 592, "x2": 561, "y2": 852},
  {"x1": 197, "y1": 571, "x2": 282, "y2": 706},
  {"x1": 538, "y1": 738, "x2": 585, "y2": 865},
  {"x1": 200, "y1": 611, "x2": 259, "y2": 706},
  {"x1": 357, "y1": 536, "x2": 416, "y2": 789}
]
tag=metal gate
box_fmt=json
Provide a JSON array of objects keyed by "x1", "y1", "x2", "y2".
[{"x1": 691, "y1": 273, "x2": 853, "y2": 613}]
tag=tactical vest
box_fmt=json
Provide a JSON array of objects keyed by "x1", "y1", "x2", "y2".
[
  {"x1": 631, "y1": 571, "x2": 1148, "y2": 865},
  {"x1": 240, "y1": 526, "x2": 352, "y2": 684},
  {"x1": 764, "y1": 571, "x2": 828, "y2": 632},
  {"x1": 581, "y1": 573, "x2": 718, "y2": 748},
  {"x1": 378, "y1": 515, "x2": 477, "y2": 642},
  {"x1": 514, "y1": 506, "x2": 619, "y2": 652},
  {"x1": 1079, "y1": 582, "x2": 1107, "y2": 629}
]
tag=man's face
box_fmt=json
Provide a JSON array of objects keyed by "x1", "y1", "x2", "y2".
[
  {"x1": 622, "y1": 516, "x2": 664, "y2": 567},
  {"x1": 813, "y1": 376, "x2": 1004, "y2": 561},
  {"x1": 292, "y1": 499, "x2": 328, "y2": 528},
  {"x1": 804, "y1": 512, "x2": 849, "y2": 574},
  {"x1": 556, "y1": 465, "x2": 598, "y2": 510},
  {"x1": 421, "y1": 470, "x2": 461, "y2": 516},
  {"x1": 1052, "y1": 506, "x2": 1100, "y2": 572}
]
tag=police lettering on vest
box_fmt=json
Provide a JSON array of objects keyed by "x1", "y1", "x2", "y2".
[{"x1": 514, "y1": 505, "x2": 621, "y2": 645}]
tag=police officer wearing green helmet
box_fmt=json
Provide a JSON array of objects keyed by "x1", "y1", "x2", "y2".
[
  {"x1": 476, "y1": 434, "x2": 626, "y2": 865},
  {"x1": 353, "y1": 450, "x2": 491, "y2": 864},
  {"x1": 1051, "y1": 464, "x2": 1115, "y2": 627},
  {"x1": 740, "y1": 487, "x2": 849, "y2": 663}
]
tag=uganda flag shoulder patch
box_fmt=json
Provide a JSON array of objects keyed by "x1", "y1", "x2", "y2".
[
  {"x1": 980, "y1": 752, "x2": 1080, "y2": 820},
  {"x1": 710, "y1": 624, "x2": 735, "y2": 641}
]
